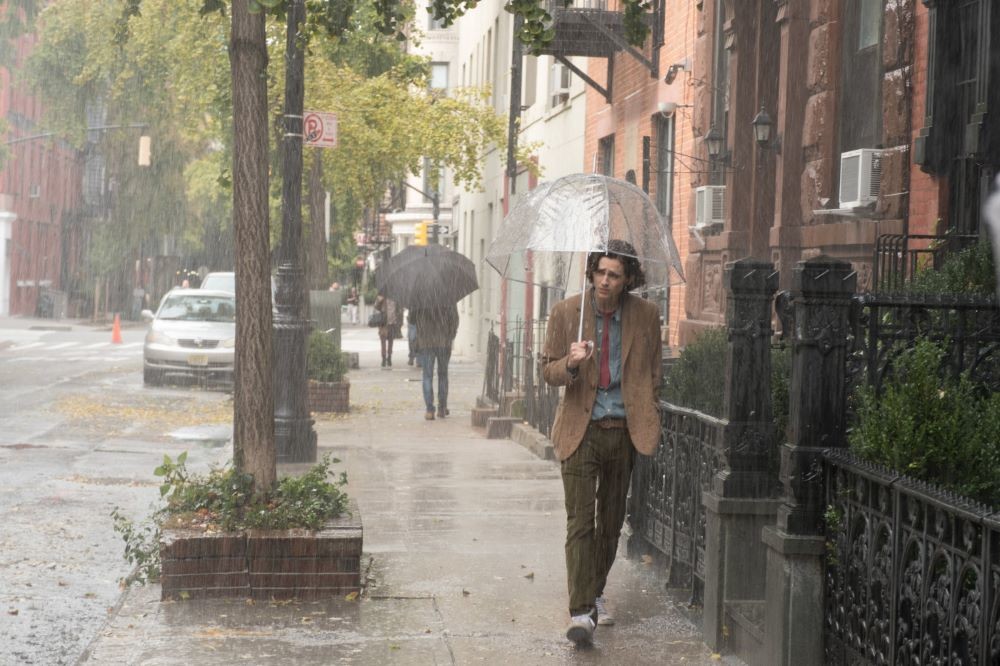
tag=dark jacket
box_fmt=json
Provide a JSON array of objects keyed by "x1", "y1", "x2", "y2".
[{"x1": 412, "y1": 305, "x2": 459, "y2": 349}]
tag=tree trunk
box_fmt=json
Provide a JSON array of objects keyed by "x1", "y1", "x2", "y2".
[
  {"x1": 307, "y1": 155, "x2": 329, "y2": 290},
  {"x1": 229, "y1": 0, "x2": 275, "y2": 490}
]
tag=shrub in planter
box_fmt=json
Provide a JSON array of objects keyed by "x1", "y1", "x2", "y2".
[
  {"x1": 307, "y1": 329, "x2": 349, "y2": 413},
  {"x1": 849, "y1": 338, "x2": 1000, "y2": 506},
  {"x1": 111, "y1": 453, "x2": 361, "y2": 599}
]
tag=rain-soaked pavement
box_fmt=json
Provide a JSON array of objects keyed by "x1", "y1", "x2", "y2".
[{"x1": 7, "y1": 318, "x2": 741, "y2": 665}]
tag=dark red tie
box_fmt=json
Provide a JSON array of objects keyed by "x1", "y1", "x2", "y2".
[{"x1": 599, "y1": 312, "x2": 612, "y2": 388}]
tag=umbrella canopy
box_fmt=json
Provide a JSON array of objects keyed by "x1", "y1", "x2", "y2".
[
  {"x1": 376, "y1": 244, "x2": 478, "y2": 309},
  {"x1": 486, "y1": 173, "x2": 684, "y2": 289}
]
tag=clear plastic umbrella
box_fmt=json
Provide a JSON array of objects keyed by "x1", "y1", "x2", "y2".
[{"x1": 486, "y1": 173, "x2": 685, "y2": 337}]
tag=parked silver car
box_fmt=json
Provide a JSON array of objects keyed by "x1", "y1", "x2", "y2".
[{"x1": 141, "y1": 289, "x2": 236, "y2": 386}]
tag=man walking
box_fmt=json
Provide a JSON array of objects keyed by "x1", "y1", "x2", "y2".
[
  {"x1": 412, "y1": 304, "x2": 459, "y2": 420},
  {"x1": 541, "y1": 240, "x2": 662, "y2": 646}
]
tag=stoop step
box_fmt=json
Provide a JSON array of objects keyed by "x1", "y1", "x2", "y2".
[
  {"x1": 471, "y1": 405, "x2": 499, "y2": 428},
  {"x1": 485, "y1": 416, "x2": 522, "y2": 439}
]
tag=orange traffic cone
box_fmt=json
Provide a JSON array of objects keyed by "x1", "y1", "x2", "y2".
[{"x1": 111, "y1": 313, "x2": 123, "y2": 344}]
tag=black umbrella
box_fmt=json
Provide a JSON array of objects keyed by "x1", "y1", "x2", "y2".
[{"x1": 376, "y1": 244, "x2": 478, "y2": 309}]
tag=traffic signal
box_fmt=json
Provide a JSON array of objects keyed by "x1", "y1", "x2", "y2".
[{"x1": 413, "y1": 221, "x2": 428, "y2": 246}]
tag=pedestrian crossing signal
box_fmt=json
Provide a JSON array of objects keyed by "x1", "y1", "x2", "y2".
[{"x1": 414, "y1": 221, "x2": 429, "y2": 246}]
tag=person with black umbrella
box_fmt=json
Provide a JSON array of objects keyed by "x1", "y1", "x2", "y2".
[{"x1": 411, "y1": 303, "x2": 459, "y2": 420}]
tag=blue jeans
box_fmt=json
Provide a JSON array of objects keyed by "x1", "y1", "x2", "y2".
[{"x1": 419, "y1": 347, "x2": 451, "y2": 412}]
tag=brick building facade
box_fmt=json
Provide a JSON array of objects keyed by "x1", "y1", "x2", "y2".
[
  {"x1": 0, "y1": 27, "x2": 83, "y2": 317},
  {"x1": 574, "y1": 0, "x2": 997, "y2": 346}
]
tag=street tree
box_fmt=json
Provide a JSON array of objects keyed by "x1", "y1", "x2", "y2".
[{"x1": 31, "y1": 0, "x2": 579, "y2": 493}]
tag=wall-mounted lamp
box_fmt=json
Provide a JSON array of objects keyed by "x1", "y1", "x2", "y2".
[
  {"x1": 657, "y1": 101, "x2": 692, "y2": 117},
  {"x1": 704, "y1": 125, "x2": 727, "y2": 163},
  {"x1": 752, "y1": 106, "x2": 780, "y2": 153},
  {"x1": 663, "y1": 57, "x2": 692, "y2": 85}
]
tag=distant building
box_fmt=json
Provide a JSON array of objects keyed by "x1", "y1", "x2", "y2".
[{"x1": 0, "y1": 28, "x2": 83, "y2": 317}]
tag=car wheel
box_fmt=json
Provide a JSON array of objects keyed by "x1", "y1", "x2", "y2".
[{"x1": 144, "y1": 367, "x2": 163, "y2": 386}]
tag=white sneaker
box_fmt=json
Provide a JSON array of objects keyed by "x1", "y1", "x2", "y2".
[
  {"x1": 565, "y1": 613, "x2": 595, "y2": 645},
  {"x1": 595, "y1": 596, "x2": 615, "y2": 626}
]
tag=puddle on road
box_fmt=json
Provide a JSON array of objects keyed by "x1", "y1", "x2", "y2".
[{"x1": 168, "y1": 424, "x2": 232, "y2": 446}]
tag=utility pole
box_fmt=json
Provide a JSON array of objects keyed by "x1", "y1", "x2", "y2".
[{"x1": 273, "y1": 0, "x2": 316, "y2": 463}]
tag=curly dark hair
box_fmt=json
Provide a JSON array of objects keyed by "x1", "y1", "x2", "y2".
[{"x1": 586, "y1": 239, "x2": 646, "y2": 289}]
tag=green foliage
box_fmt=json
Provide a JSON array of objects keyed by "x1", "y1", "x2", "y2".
[
  {"x1": 307, "y1": 329, "x2": 349, "y2": 382},
  {"x1": 849, "y1": 338, "x2": 1000, "y2": 506},
  {"x1": 663, "y1": 328, "x2": 727, "y2": 417},
  {"x1": 908, "y1": 241, "x2": 997, "y2": 297},
  {"x1": 663, "y1": 328, "x2": 791, "y2": 440},
  {"x1": 112, "y1": 453, "x2": 350, "y2": 586}
]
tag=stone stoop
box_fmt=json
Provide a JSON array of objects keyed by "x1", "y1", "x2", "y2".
[
  {"x1": 471, "y1": 395, "x2": 499, "y2": 428},
  {"x1": 725, "y1": 600, "x2": 766, "y2": 666},
  {"x1": 510, "y1": 422, "x2": 555, "y2": 461},
  {"x1": 485, "y1": 416, "x2": 522, "y2": 439},
  {"x1": 160, "y1": 500, "x2": 362, "y2": 601}
]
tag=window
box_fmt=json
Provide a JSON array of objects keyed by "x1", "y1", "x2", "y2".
[
  {"x1": 598, "y1": 135, "x2": 615, "y2": 176},
  {"x1": 655, "y1": 115, "x2": 674, "y2": 222},
  {"x1": 430, "y1": 62, "x2": 449, "y2": 91},
  {"x1": 857, "y1": 0, "x2": 881, "y2": 50},
  {"x1": 549, "y1": 61, "x2": 571, "y2": 107},
  {"x1": 838, "y1": 0, "x2": 882, "y2": 156},
  {"x1": 428, "y1": 10, "x2": 446, "y2": 30}
]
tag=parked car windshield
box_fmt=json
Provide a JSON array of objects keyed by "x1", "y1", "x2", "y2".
[{"x1": 157, "y1": 294, "x2": 236, "y2": 322}]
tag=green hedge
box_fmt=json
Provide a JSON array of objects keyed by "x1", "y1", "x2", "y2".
[{"x1": 849, "y1": 338, "x2": 1000, "y2": 506}]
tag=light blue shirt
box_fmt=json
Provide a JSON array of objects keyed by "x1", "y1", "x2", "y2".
[{"x1": 591, "y1": 301, "x2": 625, "y2": 420}]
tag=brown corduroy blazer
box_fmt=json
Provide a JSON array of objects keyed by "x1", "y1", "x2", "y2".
[{"x1": 541, "y1": 288, "x2": 663, "y2": 461}]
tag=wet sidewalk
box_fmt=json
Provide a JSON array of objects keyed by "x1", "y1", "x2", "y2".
[{"x1": 81, "y1": 327, "x2": 732, "y2": 665}]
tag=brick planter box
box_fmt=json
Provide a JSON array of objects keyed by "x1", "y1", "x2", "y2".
[
  {"x1": 308, "y1": 379, "x2": 350, "y2": 413},
  {"x1": 160, "y1": 499, "x2": 362, "y2": 601}
]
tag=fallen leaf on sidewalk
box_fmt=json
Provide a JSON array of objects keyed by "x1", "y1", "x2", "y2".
[
  {"x1": 344, "y1": 591, "x2": 359, "y2": 601},
  {"x1": 641, "y1": 555, "x2": 654, "y2": 565},
  {"x1": 462, "y1": 589, "x2": 471, "y2": 596},
  {"x1": 523, "y1": 572, "x2": 534, "y2": 580},
  {"x1": 7, "y1": 609, "x2": 17, "y2": 615}
]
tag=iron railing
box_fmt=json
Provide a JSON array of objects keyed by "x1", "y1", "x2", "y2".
[
  {"x1": 872, "y1": 233, "x2": 979, "y2": 294},
  {"x1": 849, "y1": 293, "x2": 1000, "y2": 397},
  {"x1": 629, "y1": 402, "x2": 726, "y2": 603},
  {"x1": 824, "y1": 448, "x2": 1000, "y2": 665}
]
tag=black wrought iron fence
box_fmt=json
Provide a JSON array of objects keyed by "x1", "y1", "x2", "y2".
[
  {"x1": 520, "y1": 317, "x2": 559, "y2": 438},
  {"x1": 629, "y1": 403, "x2": 726, "y2": 603},
  {"x1": 824, "y1": 448, "x2": 1000, "y2": 665},
  {"x1": 848, "y1": 293, "x2": 1000, "y2": 398},
  {"x1": 873, "y1": 233, "x2": 979, "y2": 294},
  {"x1": 483, "y1": 328, "x2": 501, "y2": 405}
]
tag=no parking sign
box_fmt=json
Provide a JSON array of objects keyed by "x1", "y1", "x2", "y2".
[{"x1": 303, "y1": 111, "x2": 338, "y2": 148}]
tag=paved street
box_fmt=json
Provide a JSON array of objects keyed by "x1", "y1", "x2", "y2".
[{"x1": 0, "y1": 315, "x2": 233, "y2": 665}]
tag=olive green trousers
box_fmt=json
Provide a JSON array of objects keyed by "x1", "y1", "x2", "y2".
[{"x1": 560, "y1": 424, "x2": 635, "y2": 617}]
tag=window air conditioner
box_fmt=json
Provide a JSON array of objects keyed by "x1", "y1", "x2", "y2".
[
  {"x1": 694, "y1": 185, "x2": 725, "y2": 229},
  {"x1": 839, "y1": 149, "x2": 882, "y2": 208}
]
